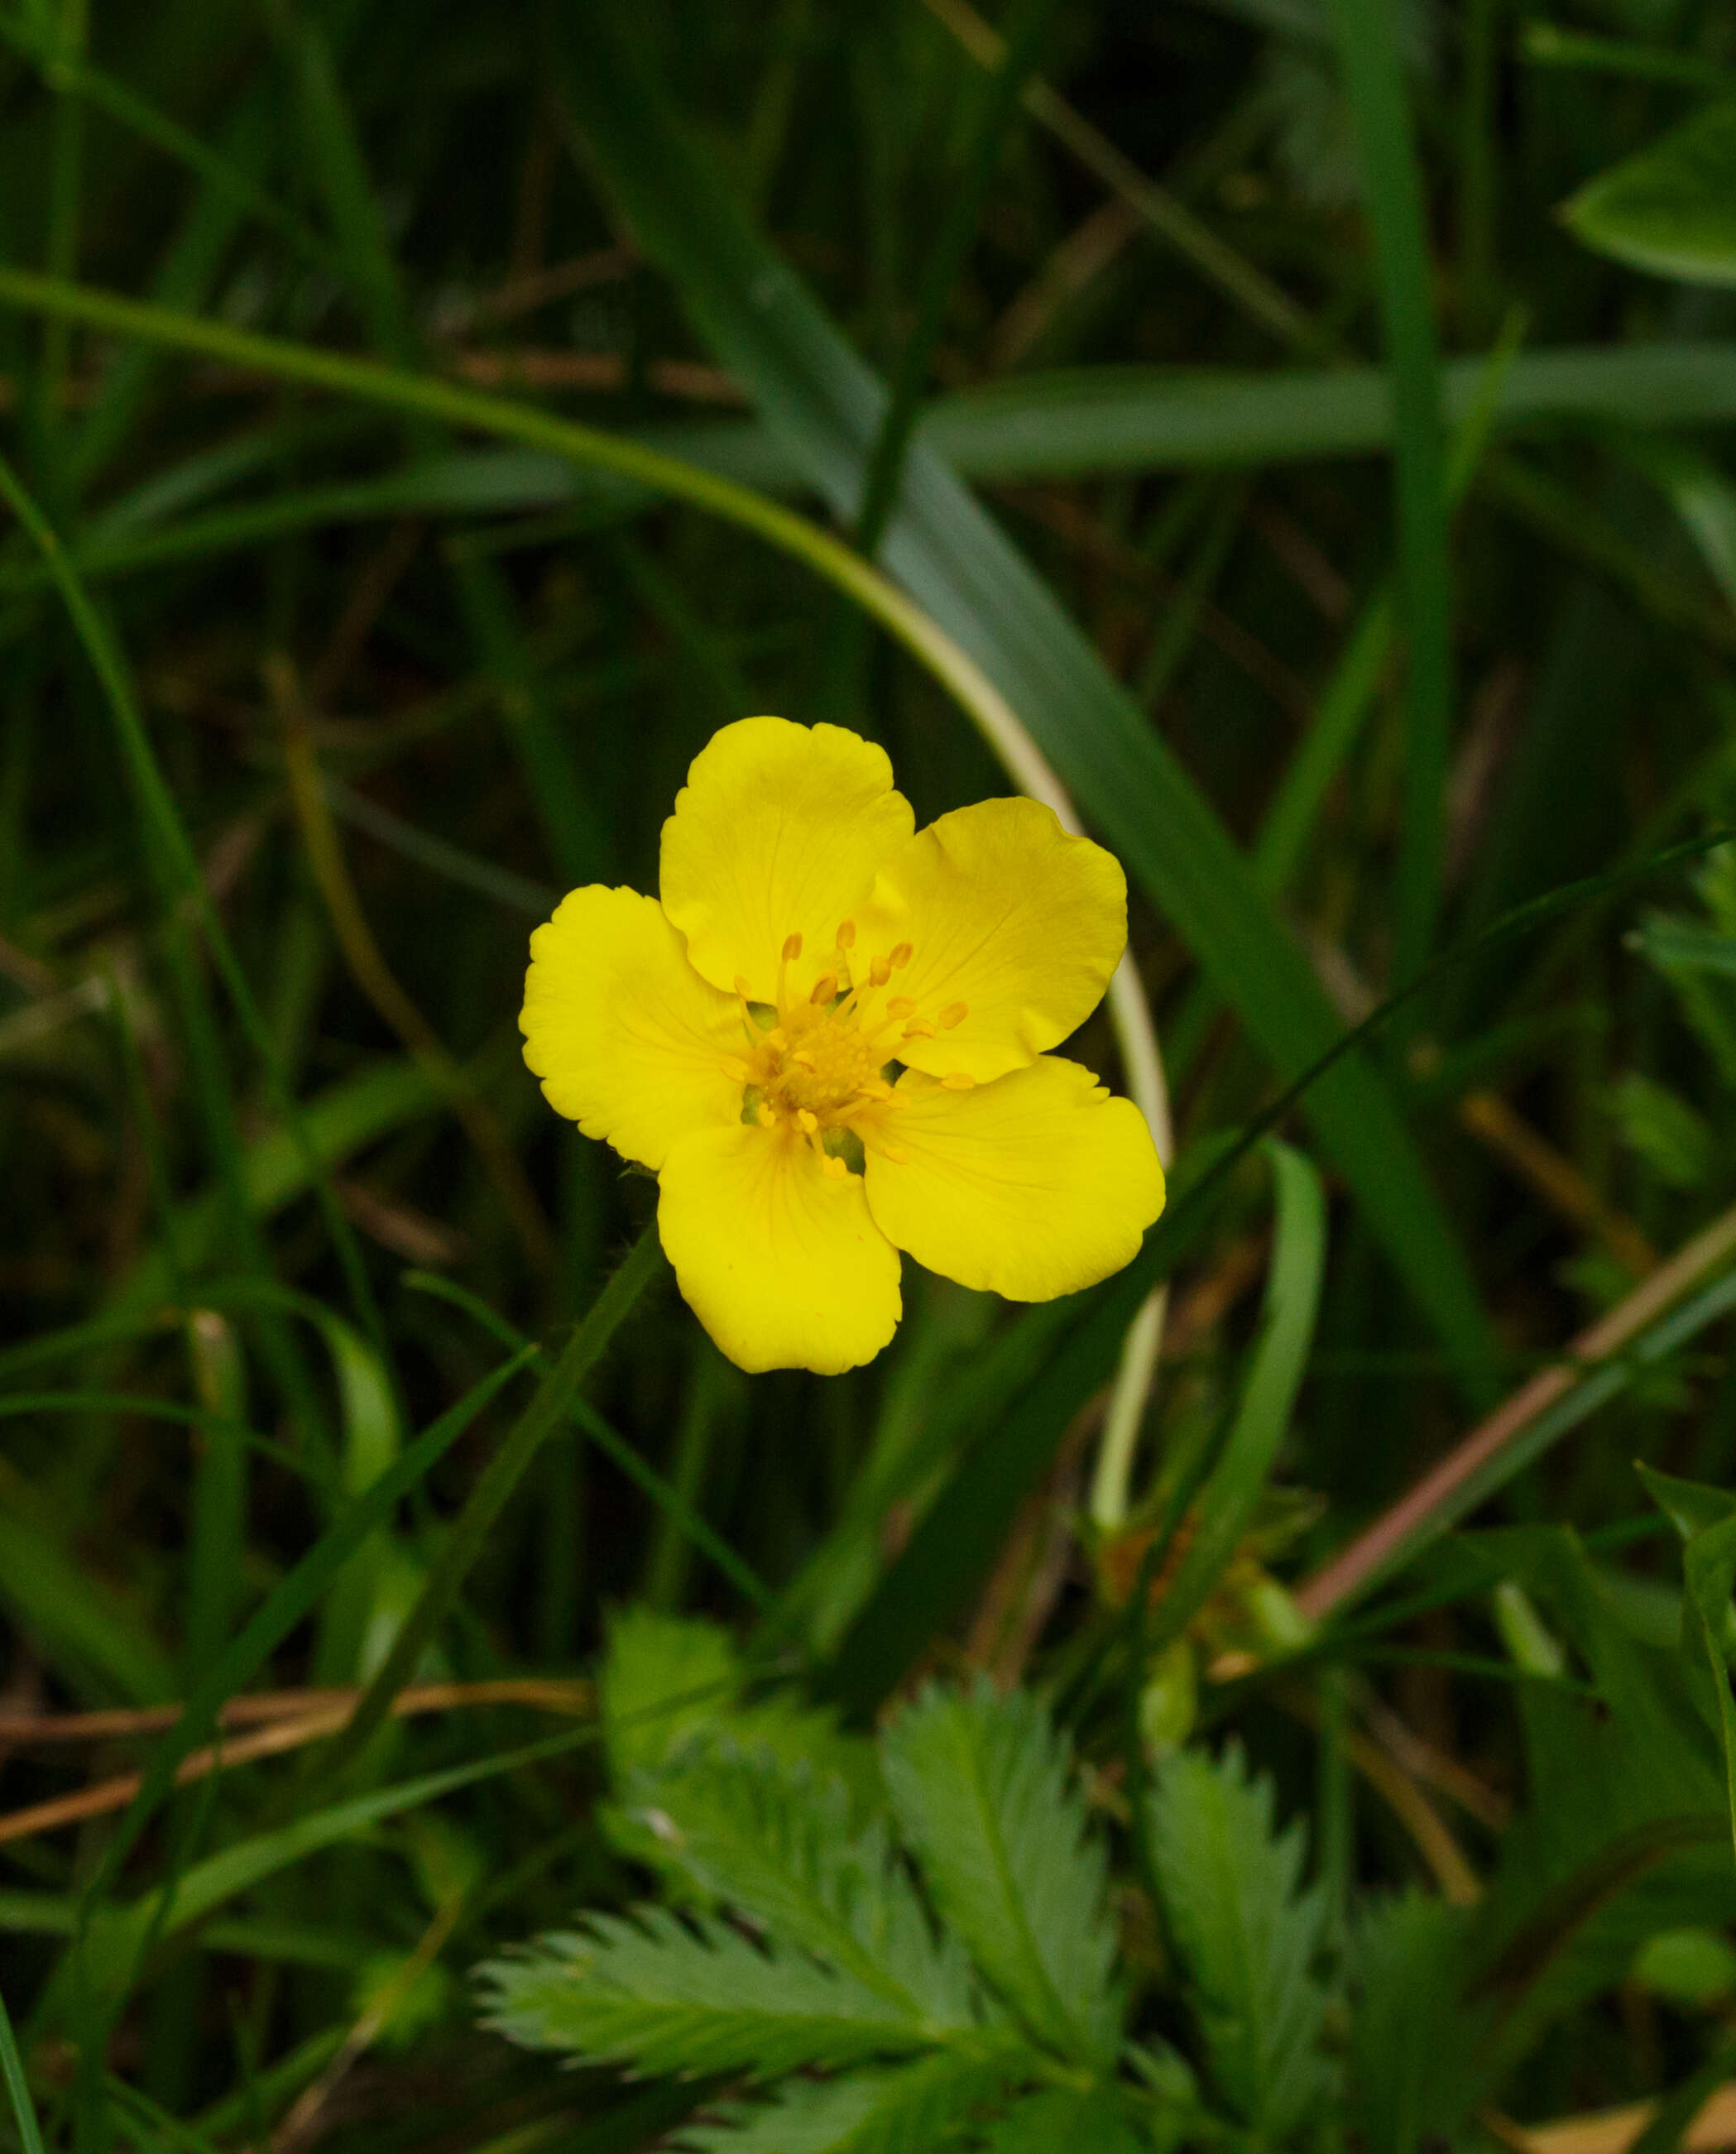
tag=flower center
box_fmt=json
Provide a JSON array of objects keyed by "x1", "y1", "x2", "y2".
[{"x1": 717, "y1": 922, "x2": 971, "y2": 1176}]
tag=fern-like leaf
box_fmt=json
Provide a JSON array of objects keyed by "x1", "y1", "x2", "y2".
[
  {"x1": 616, "y1": 1745, "x2": 978, "y2": 2029},
  {"x1": 1348, "y1": 1893, "x2": 1489, "y2": 2154},
  {"x1": 679, "y1": 2055, "x2": 1010, "y2": 2154},
  {"x1": 1144, "y1": 1743, "x2": 1330, "y2": 2136},
  {"x1": 602, "y1": 1608, "x2": 873, "y2": 1797},
  {"x1": 478, "y1": 1906, "x2": 947, "y2": 2077},
  {"x1": 971, "y1": 2087, "x2": 1152, "y2": 2153},
  {"x1": 879, "y1": 1681, "x2": 1120, "y2": 2065}
]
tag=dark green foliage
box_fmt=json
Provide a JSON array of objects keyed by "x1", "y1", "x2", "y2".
[
  {"x1": 10, "y1": 0, "x2": 1736, "y2": 2147},
  {"x1": 1145, "y1": 1744, "x2": 1331, "y2": 2137}
]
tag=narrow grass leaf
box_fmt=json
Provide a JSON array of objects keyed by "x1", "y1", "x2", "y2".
[
  {"x1": 0, "y1": 1975, "x2": 46, "y2": 2154},
  {"x1": 70, "y1": 1346, "x2": 535, "y2": 1917},
  {"x1": 1325, "y1": 0, "x2": 1451, "y2": 978},
  {"x1": 1144, "y1": 1142, "x2": 1326, "y2": 1653},
  {"x1": 48, "y1": 1725, "x2": 592, "y2": 2024},
  {"x1": 0, "y1": 1504, "x2": 175, "y2": 1705}
]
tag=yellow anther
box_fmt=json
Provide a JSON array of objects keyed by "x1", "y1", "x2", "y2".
[
  {"x1": 902, "y1": 1017, "x2": 937, "y2": 1040},
  {"x1": 822, "y1": 1153, "x2": 849, "y2": 1179},
  {"x1": 878, "y1": 1143, "x2": 909, "y2": 1164},
  {"x1": 721, "y1": 1055, "x2": 754, "y2": 1082},
  {"x1": 941, "y1": 1071, "x2": 975, "y2": 1090},
  {"x1": 885, "y1": 995, "x2": 916, "y2": 1018},
  {"x1": 734, "y1": 974, "x2": 753, "y2": 1000},
  {"x1": 836, "y1": 920, "x2": 856, "y2": 950},
  {"x1": 766, "y1": 1028, "x2": 789, "y2": 1052},
  {"x1": 938, "y1": 1001, "x2": 968, "y2": 1029},
  {"x1": 791, "y1": 1050, "x2": 817, "y2": 1071},
  {"x1": 782, "y1": 932, "x2": 803, "y2": 962},
  {"x1": 756, "y1": 1101, "x2": 777, "y2": 1127},
  {"x1": 869, "y1": 956, "x2": 892, "y2": 987},
  {"x1": 859, "y1": 1077, "x2": 894, "y2": 1101},
  {"x1": 890, "y1": 941, "x2": 914, "y2": 969},
  {"x1": 795, "y1": 1108, "x2": 818, "y2": 1135},
  {"x1": 809, "y1": 971, "x2": 838, "y2": 1005}
]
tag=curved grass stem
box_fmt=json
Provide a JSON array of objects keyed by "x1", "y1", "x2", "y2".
[{"x1": 0, "y1": 265, "x2": 1175, "y2": 1525}]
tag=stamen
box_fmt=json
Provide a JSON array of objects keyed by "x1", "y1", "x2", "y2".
[
  {"x1": 765, "y1": 1028, "x2": 789, "y2": 1052},
  {"x1": 869, "y1": 956, "x2": 892, "y2": 988},
  {"x1": 720, "y1": 1055, "x2": 754, "y2": 1082},
  {"x1": 857, "y1": 1077, "x2": 894, "y2": 1101},
  {"x1": 938, "y1": 1001, "x2": 968, "y2": 1029},
  {"x1": 889, "y1": 941, "x2": 914, "y2": 969},
  {"x1": 902, "y1": 1017, "x2": 937, "y2": 1040},
  {"x1": 734, "y1": 974, "x2": 753, "y2": 1000},
  {"x1": 795, "y1": 1108, "x2": 818, "y2": 1135},
  {"x1": 836, "y1": 920, "x2": 856, "y2": 951},
  {"x1": 885, "y1": 996, "x2": 916, "y2": 1018},
  {"x1": 781, "y1": 932, "x2": 803, "y2": 962},
  {"x1": 756, "y1": 1101, "x2": 778, "y2": 1126},
  {"x1": 808, "y1": 972, "x2": 838, "y2": 1005},
  {"x1": 791, "y1": 1050, "x2": 817, "y2": 1071},
  {"x1": 941, "y1": 1072, "x2": 975, "y2": 1091},
  {"x1": 875, "y1": 1142, "x2": 909, "y2": 1164},
  {"x1": 821, "y1": 1154, "x2": 849, "y2": 1179}
]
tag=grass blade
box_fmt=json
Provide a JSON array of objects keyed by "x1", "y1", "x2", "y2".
[
  {"x1": 1142, "y1": 1143, "x2": 1327, "y2": 1657},
  {"x1": 311, "y1": 1226, "x2": 665, "y2": 1788},
  {"x1": 0, "y1": 1979, "x2": 46, "y2": 2154},
  {"x1": 1325, "y1": 0, "x2": 1452, "y2": 980}
]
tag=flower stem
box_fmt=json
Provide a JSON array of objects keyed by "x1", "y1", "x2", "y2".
[{"x1": 313, "y1": 1221, "x2": 665, "y2": 1787}]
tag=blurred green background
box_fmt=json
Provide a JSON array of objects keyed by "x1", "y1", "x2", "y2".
[{"x1": 9, "y1": 0, "x2": 1736, "y2": 2143}]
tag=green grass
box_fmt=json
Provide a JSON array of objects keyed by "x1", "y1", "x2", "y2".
[{"x1": 6, "y1": 0, "x2": 1736, "y2": 2144}]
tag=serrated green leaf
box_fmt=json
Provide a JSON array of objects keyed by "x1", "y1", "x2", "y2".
[
  {"x1": 477, "y1": 1907, "x2": 957, "y2": 2077},
  {"x1": 1144, "y1": 1743, "x2": 1330, "y2": 2136},
  {"x1": 616, "y1": 1748, "x2": 976, "y2": 2028},
  {"x1": 971, "y1": 2088, "x2": 1150, "y2": 2153},
  {"x1": 679, "y1": 2056, "x2": 1011, "y2": 2154},
  {"x1": 600, "y1": 1610, "x2": 876, "y2": 1816},
  {"x1": 880, "y1": 1683, "x2": 1120, "y2": 2065},
  {"x1": 1467, "y1": 1528, "x2": 1733, "y2": 2056},
  {"x1": 1564, "y1": 100, "x2": 1736, "y2": 287},
  {"x1": 602, "y1": 1608, "x2": 746, "y2": 1779},
  {"x1": 1348, "y1": 1893, "x2": 1489, "y2": 2154}
]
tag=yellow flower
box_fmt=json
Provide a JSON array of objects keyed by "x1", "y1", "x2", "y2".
[{"x1": 520, "y1": 717, "x2": 1165, "y2": 1374}]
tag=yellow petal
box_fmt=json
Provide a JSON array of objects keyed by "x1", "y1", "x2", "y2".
[
  {"x1": 863, "y1": 1057, "x2": 1163, "y2": 1300},
  {"x1": 659, "y1": 717, "x2": 914, "y2": 1004},
  {"x1": 855, "y1": 797, "x2": 1126, "y2": 1083},
  {"x1": 657, "y1": 1125, "x2": 902, "y2": 1374},
  {"x1": 520, "y1": 885, "x2": 742, "y2": 1170}
]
